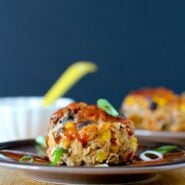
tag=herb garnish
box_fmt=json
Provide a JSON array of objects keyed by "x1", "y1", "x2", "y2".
[
  {"x1": 50, "y1": 147, "x2": 68, "y2": 165},
  {"x1": 97, "y1": 99, "x2": 119, "y2": 117},
  {"x1": 35, "y1": 136, "x2": 47, "y2": 148},
  {"x1": 155, "y1": 145, "x2": 177, "y2": 155},
  {"x1": 19, "y1": 155, "x2": 34, "y2": 163}
]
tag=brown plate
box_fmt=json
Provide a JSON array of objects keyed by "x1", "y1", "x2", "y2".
[{"x1": 0, "y1": 136, "x2": 184, "y2": 185}]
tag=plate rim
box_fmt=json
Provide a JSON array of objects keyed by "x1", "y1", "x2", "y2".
[
  {"x1": 0, "y1": 138, "x2": 185, "y2": 175},
  {"x1": 0, "y1": 159, "x2": 185, "y2": 175},
  {"x1": 135, "y1": 129, "x2": 185, "y2": 138}
]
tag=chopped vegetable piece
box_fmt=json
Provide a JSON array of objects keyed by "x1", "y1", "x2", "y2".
[
  {"x1": 140, "y1": 145, "x2": 177, "y2": 161},
  {"x1": 95, "y1": 164, "x2": 109, "y2": 167},
  {"x1": 97, "y1": 99, "x2": 119, "y2": 117},
  {"x1": 140, "y1": 150, "x2": 163, "y2": 161},
  {"x1": 99, "y1": 130, "x2": 111, "y2": 142},
  {"x1": 35, "y1": 136, "x2": 47, "y2": 148},
  {"x1": 96, "y1": 150, "x2": 108, "y2": 163},
  {"x1": 50, "y1": 147, "x2": 68, "y2": 165},
  {"x1": 155, "y1": 145, "x2": 177, "y2": 155},
  {"x1": 35, "y1": 145, "x2": 47, "y2": 156},
  {"x1": 19, "y1": 155, "x2": 34, "y2": 163}
]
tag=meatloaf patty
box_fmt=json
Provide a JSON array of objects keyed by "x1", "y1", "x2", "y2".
[{"x1": 46, "y1": 102, "x2": 137, "y2": 166}]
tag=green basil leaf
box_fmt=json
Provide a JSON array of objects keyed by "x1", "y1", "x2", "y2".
[
  {"x1": 97, "y1": 99, "x2": 119, "y2": 117},
  {"x1": 50, "y1": 147, "x2": 68, "y2": 165},
  {"x1": 155, "y1": 145, "x2": 177, "y2": 155}
]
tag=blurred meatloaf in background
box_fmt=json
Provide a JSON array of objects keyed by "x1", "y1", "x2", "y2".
[
  {"x1": 121, "y1": 87, "x2": 185, "y2": 132},
  {"x1": 46, "y1": 102, "x2": 137, "y2": 166}
]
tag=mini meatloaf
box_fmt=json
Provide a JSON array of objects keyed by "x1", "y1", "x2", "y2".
[
  {"x1": 121, "y1": 87, "x2": 185, "y2": 131},
  {"x1": 46, "y1": 102, "x2": 137, "y2": 166}
]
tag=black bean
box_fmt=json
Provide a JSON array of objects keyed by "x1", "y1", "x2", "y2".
[
  {"x1": 77, "y1": 120, "x2": 93, "y2": 129},
  {"x1": 119, "y1": 113, "x2": 127, "y2": 119},
  {"x1": 149, "y1": 101, "x2": 158, "y2": 111},
  {"x1": 59, "y1": 117, "x2": 68, "y2": 124}
]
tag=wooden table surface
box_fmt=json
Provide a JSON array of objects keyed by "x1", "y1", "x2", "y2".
[{"x1": 0, "y1": 168, "x2": 185, "y2": 185}]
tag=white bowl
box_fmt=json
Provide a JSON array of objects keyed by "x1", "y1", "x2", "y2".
[{"x1": 0, "y1": 97, "x2": 74, "y2": 142}]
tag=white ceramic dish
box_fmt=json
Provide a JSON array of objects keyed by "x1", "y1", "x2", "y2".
[{"x1": 0, "y1": 97, "x2": 74, "y2": 142}]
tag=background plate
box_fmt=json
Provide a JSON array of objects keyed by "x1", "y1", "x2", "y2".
[{"x1": 136, "y1": 130, "x2": 185, "y2": 144}]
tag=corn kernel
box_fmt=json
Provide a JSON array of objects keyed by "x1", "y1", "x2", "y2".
[
  {"x1": 180, "y1": 104, "x2": 185, "y2": 112},
  {"x1": 61, "y1": 139, "x2": 71, "y2": 148},
  {"x1": 125, "y1": 96, "x2": 135, "y2": 105},
  {"x1": 65, "y1": 121, "x2": 74, "y2": 129},
  {"x1": 130, "y1": 136, "x2": 138, "y2": 151},
  {"x1": 153, "y1": 97, "x2": 166, "y2": 106},
  {"x1": 99, "y1": 130, "x2": 111, "y2": 142},
  {"x1": 96, "y1": 151, "x2": 108, "y2": 162}
]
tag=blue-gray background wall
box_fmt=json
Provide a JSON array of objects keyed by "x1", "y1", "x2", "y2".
[{"x1": 0, "y1": 1, "x2": 184, "y2": 107}]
